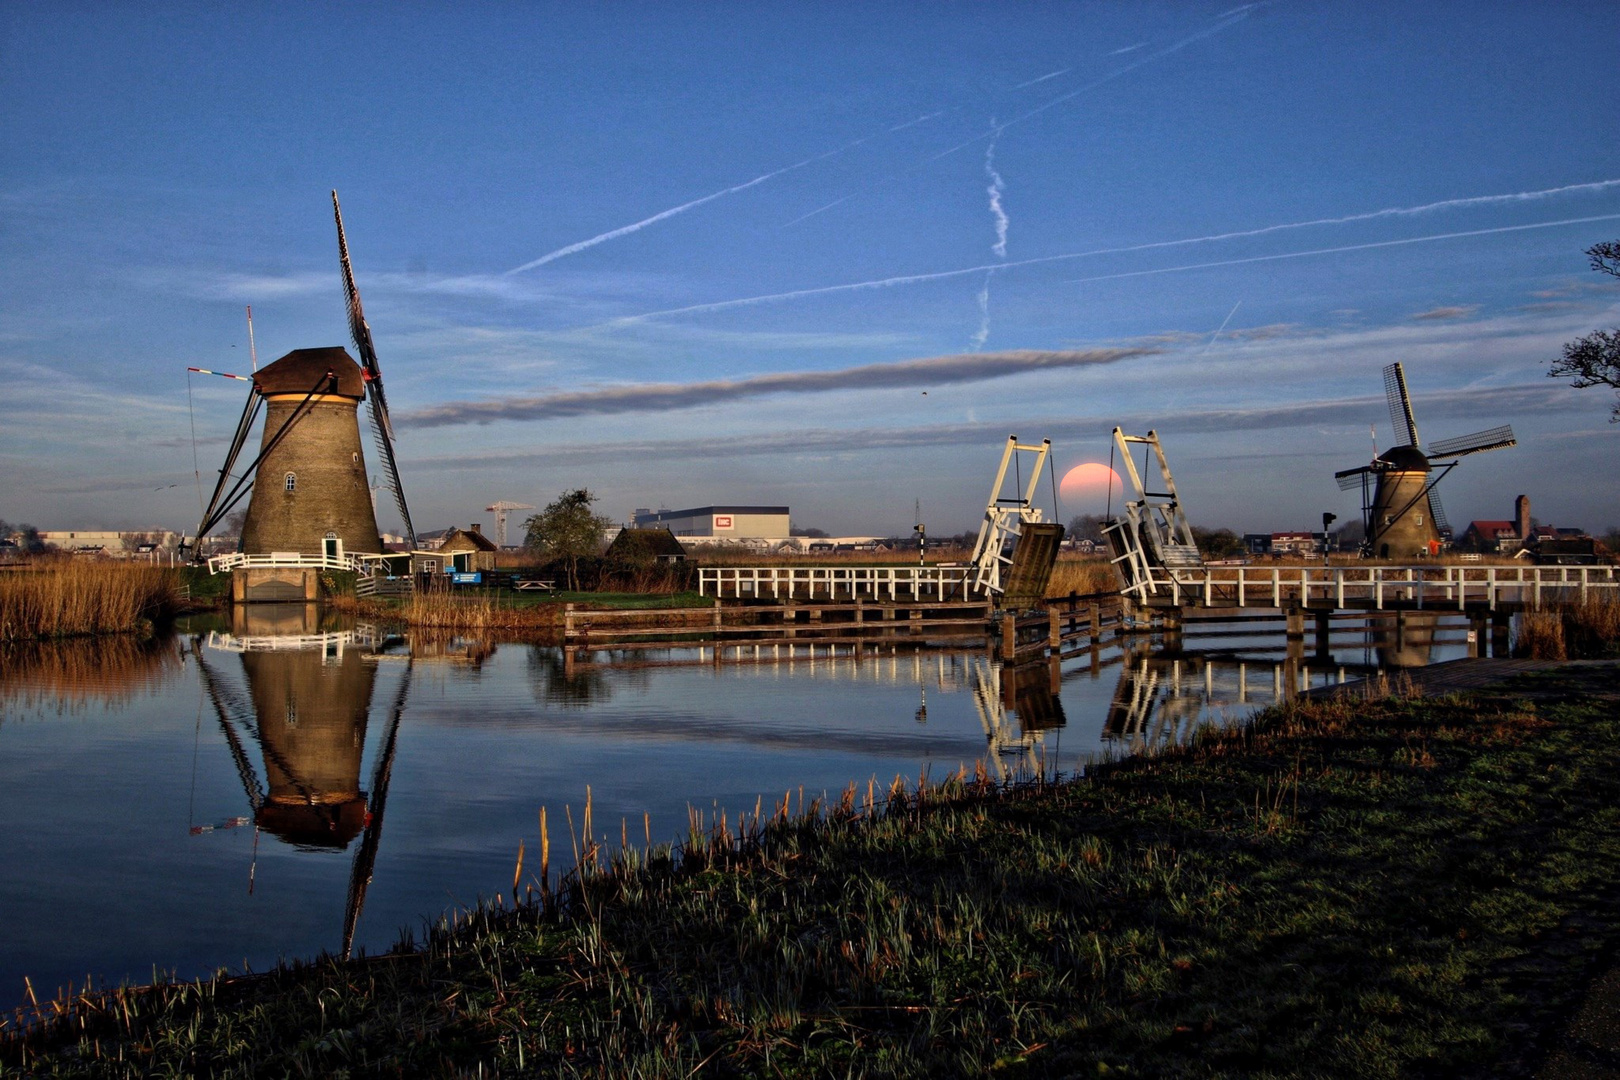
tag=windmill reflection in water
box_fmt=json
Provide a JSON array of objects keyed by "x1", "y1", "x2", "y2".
[{"x1": 191, "y1": 604, "x2": 409, "y2": 960}]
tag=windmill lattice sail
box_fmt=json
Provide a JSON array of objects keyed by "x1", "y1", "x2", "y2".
[{"x1": 333, "y1": 190, "x2": 416, "y2": 549}]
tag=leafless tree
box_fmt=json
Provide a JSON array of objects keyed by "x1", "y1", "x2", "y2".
[{"x1": 1550, "y1": 240, "x2": 1620, "y2": 421}]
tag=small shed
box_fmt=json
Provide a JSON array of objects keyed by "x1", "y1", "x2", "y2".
[
  {"x1": 606, "y1": 527, "x2": 687, "y2": 566},
  {"x1": 437, "y1": 524, "x2": 500, "y2": 571}
]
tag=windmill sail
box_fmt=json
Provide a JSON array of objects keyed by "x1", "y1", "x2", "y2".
[
  {"x1": 1428, "y1": 425, "x2": 1516, "y2": 459},
  {"x1": 1426, "y1": 488, "x2": 1451, "y2": 536},
  {"x1": 333, "y1": 190, "x2": 416, "y2": 549},
  {"x1": 1383, "y1": 362, "x2": 1420, "y2": 448}
]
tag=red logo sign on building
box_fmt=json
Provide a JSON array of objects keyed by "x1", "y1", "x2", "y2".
[{"x1": 714, "y1": 515, "x2": 734, "y2": 529}]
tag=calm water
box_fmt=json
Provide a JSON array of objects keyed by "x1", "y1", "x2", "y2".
[{"x1": 0, "y1": 605, "x2": 1471, "y2": 1007}]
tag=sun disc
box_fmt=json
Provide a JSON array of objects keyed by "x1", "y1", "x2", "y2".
[{"x1": 1059, "y1": 462, "x2": 1123, "y2": 508}]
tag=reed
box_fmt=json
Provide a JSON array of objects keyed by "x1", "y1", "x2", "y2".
[
  {"x1": 1045, "y1": 555, "x2": 1117, "y2": 598},
  {"x1": 1517, "y1": 594, "x2": 1620, "y2": 660},
  {"x1": 0, "y1": 560, "x2": 183, "y2": 641}
]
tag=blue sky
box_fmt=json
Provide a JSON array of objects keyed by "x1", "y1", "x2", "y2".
[{"x1": 3, "y1": 2, "x2": 1618, "y2": 538}]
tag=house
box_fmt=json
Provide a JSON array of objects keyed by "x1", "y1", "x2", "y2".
[
  {"x1": 435, "y1": 524, "x2": 499, "y2": 571},
  {"x1": 1458, "y1": 520, "x2": 1521, "y2": 554},
  {"x1": 606, "y1": 527, "x2": 687, "y2": 565}
]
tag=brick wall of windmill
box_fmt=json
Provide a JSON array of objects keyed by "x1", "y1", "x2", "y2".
[{"x1": 240, "y1": 396, "x2": 384, "y2": 557}]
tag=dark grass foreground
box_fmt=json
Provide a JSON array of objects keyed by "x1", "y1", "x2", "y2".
[{"x1": 5, "y1": 666, "x2": 1620, "y2": 1078}]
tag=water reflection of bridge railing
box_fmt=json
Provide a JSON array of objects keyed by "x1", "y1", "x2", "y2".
[
  {"x1": 970, "y1": 657, "x2": 1066, "y2": 781},
  {"x1": 575, "y1": 642, "x2": 984, "y2": 692},
  {"x1": 1100, "y1": 648, "x2": 1374, "y2": 754},
  {"x1": 205, "y1": 623, "x2": 383, "y2": 656}
]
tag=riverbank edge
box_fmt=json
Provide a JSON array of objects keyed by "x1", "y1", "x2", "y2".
[{"x1": 5, "y1": 662, "x2": 1620, "y2": 1077}]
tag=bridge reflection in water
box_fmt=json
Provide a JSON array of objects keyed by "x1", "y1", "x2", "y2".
[{"x1": 179, "y1": 607, "x2": 1466, "y2": 954}]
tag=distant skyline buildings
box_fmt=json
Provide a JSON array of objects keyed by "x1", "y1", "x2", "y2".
[{"x1": 1, "y1": 4, "x2": 1618, "y2": 537}]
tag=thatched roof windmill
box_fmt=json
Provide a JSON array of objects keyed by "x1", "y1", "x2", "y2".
[
  {"x1": 1334, "y1": 362, "x2": 1516, "y2": 558},
  {"x1": 192, "y1": 192, "x2": 415, "y2": 559}
]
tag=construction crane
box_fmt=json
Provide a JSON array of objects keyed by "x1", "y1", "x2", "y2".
[{"x1": 485, "y1": 501, "x2": 535, "y2": 548}]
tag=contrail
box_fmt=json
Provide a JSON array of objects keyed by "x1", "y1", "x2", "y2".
[
  {"x1": 1060, "y1": 214, "x2": 1620, "y2": 286},
  {"x1": 1013, "y1": 68, "x2": 1071, "y2": 89},
  {"x1": 611, "y1": 179, "x2": 1620, "y2": 325},
  {"x1": 974, "y1": 126, "x2": 1009, "y2": 350},
  {"x1": 985, "y1": 131, "x2": 1009, "y2": 259},
  {"x1": 1202, "y1": 300, "x2": 1243, "y2": 353},
  {"x1": 507, "y1": 117, "x2": 947, "y2": 274},
  {"x1": 920, "y1": 8, "x2": 1258, "y2": 167},
  {"x1": 786, "y1": 10, "x2": 1258, "y2": 227},
  {"x1": 1110, "y1": 42, "x2": 1148, "y2": 55},
  {"x1": 971, "y1": 270, "x2": 994, "y2": 351}
]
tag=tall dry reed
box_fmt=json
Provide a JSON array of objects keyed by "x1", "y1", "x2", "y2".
[
  {"x1": 1516, "y1": 594, "x2": 1620, "y2": 660},
  {"x1": 0, "y1": 560, "x2": 182, "y2": 640},
  {"x1": 402, "y1": 590, "x2": 561, "y2": 631},
  {"x1": 1046, "y1": 557, "x2": 1118, "y2": 599}
]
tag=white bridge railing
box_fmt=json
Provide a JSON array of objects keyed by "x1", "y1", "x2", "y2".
[
  {"x1": 1136, "y1": 563, "x2": 1620, "y2": 610},
  {"x1": 204, "y1": 624, "x2": 383, "y2": 654},
  {"x1": 700, "y1": 565, "x2": 977, "y2": 602},
  {"x1": 207, "y1": 551, "x2": 372, "y2": 575}
]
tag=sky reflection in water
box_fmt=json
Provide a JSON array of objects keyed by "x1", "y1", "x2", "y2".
[{"x1": 0, "y1": 606, "x2": 1470, "y2": 1007}]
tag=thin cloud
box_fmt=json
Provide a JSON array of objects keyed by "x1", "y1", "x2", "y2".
[
  {"x1": 399, "y1": 347, "x2": 1157, "y2": 428},
  {"x1": 506, "y1": 112, "x2": 950, "y2": 275},
  {"x1": 614, "y1": 184, "x2": 1620, "y2": 326},
  {"x1": 1411, "y1": 305, "x2": 1479, "y2": 321},
  {"x1": 788, "y1": 9, "x2": 1258, "y2": 226},
  {"x1": 1059, "y1": 216, "x2": 1620, "y2": 287},
  {"x1": 406, "y1": 383, "x2": 1575, "y2": 472}
]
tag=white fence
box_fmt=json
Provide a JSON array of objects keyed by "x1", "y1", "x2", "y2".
[
  {"x1": 1138, "y1": 563, "x2": 1620, "y2": 610},
  {"x1": 207, "y1": 551, "x2": 371, "y2": 575},
  {"x1": 700, "y1": 565, "x2": 976, "y2": 602}
]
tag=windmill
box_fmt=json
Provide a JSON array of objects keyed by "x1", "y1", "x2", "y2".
[
  {"x1": 1334, "y1": 362, "x2": 1516, "y2": 559},
  {"x1": 193, "y1": 620, "x2": 412, "y2": 960},
  {"x1": 190, "y1": 191, "x2": 414, "y2": 558},
  {"x1": 485, "y1": 501, "x2": 535, "y2": 548}
]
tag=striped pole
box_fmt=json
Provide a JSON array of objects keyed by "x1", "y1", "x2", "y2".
[{"x1": 187, "y1": 367, "x2": 254, "y2": 382}]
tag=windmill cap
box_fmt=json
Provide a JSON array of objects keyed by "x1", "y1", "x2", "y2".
[
  {"x1": 254, "y1": 347, "x2": 366, "y2": 399},
  {"x1": 1376, "y1": 444, "x2": 1430, "y2": 471}
]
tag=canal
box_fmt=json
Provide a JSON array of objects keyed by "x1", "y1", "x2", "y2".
[{"x1": 0, "y1": 603, "x2": 1474, "y2": 1008}]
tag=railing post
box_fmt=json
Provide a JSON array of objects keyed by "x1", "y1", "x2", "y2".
[{"x1": 1049, "y1": 608, "x2": 1062, "y2": 653}]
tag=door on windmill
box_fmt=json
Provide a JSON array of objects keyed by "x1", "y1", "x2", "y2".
[{"x1": 323, "y1": 534, "x2": 342, "y2": 562}]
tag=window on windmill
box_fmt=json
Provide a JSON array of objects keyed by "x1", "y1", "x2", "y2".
[{"x1": 285, "y1": 472, "x2": 296, "y2": 493}]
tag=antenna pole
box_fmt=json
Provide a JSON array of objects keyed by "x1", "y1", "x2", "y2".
[{"x1": 246, "y1": 306, "x2": 258, "y2": 372}]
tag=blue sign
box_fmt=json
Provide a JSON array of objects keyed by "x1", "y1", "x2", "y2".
[{"x1": 450, "y1": 572, "x2": 483, "y2": 584}]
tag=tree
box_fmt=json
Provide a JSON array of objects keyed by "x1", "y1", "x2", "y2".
[
  {"x1": 1067, "y1": 514, "x2": 1106, "y2": 543},
  {"x1": 1550, "y1": 240, "x2": 1620, "y2": 421},
  {"x1": 522, "y1": 489, "x2": 612, "y2": 590},
  {"x1": 1190, "y1": 526, "x2": 1244, "y2": 558}
]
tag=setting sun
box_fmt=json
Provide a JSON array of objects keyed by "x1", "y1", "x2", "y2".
[{"x1": 1059, "y1": 462, "x2": 1124, "y2": 510}]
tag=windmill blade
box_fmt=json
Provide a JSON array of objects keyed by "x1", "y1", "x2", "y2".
[
  {"x1": 1426, "y1": 487, "x2": 1451, "y2": 536},
  {"x1": 1382, "y1": 362, "x2": 1420, "y2": 448},
  {"x1": 1335, "y1": 465, "x2": 1373, "y2": 491},
  {"x1": 1428, "y1": 424, "x2": 1516, "y2": 459},
  {"x1": 342, "y1": 661, "x2": 411, "y2": 960},
  {"x1": 332, "y1": 190, "x2": 416, "y2": 548}
]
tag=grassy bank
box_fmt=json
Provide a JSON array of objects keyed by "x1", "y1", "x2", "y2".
[
  {"x1": 7, "y1": 664, "x2": 1620, "y2": 1076},
  {"x1": 0, "y1": 561, "x2": 183, "y2": 641}
]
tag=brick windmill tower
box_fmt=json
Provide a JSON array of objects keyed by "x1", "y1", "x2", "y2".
[{"x1": 194, "y1": 192, "x2": 416, "y2": 585}]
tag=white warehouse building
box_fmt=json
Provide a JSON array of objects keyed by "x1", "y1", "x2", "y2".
[{"x1": 631, "y1": 505, "x2": 790, "y2": 539}]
